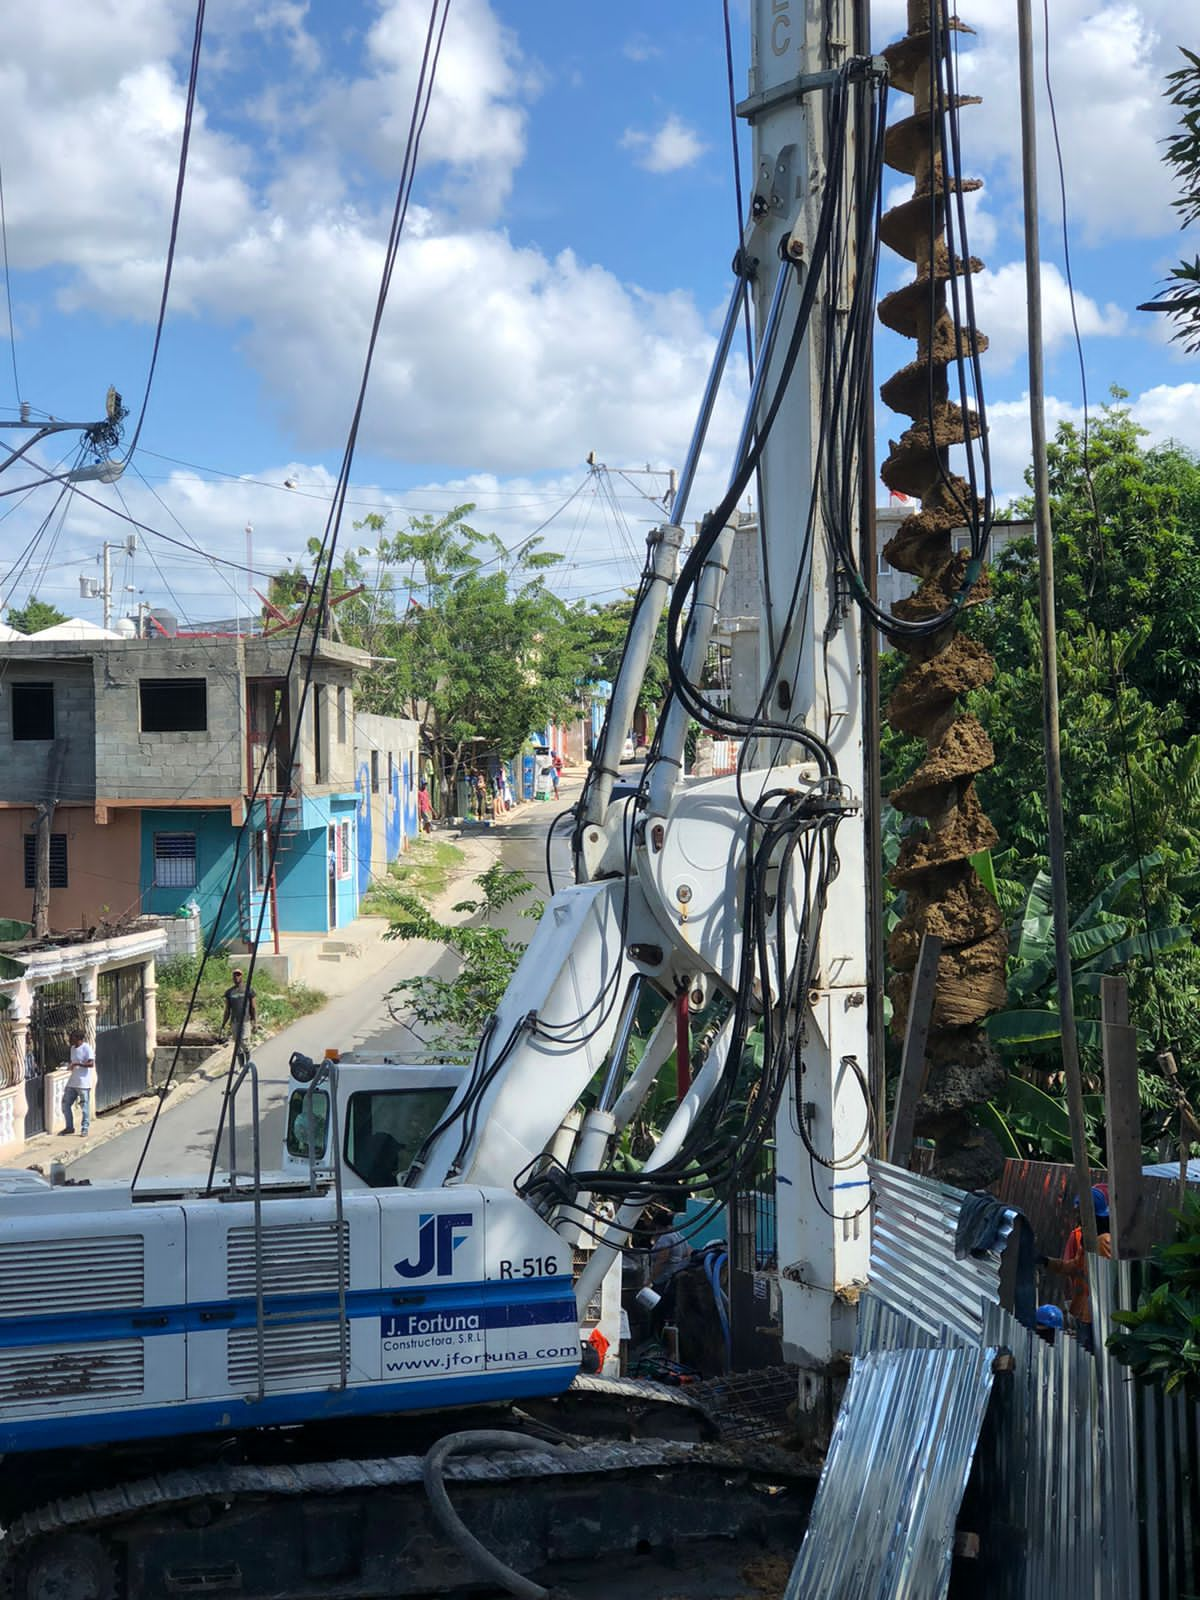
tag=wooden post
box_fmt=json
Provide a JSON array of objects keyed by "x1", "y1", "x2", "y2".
[
  {"x1": 1100, "y1": 975, "x2": 1145, "y2": 1258},
  {"x1": 31, "y1": 743, "x2": 68, "y2": 939},
  {"x1": 888, "y1": 934, "x2": 942, "y2": 1168}
]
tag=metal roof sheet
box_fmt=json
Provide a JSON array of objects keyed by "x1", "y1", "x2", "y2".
[
  {"x1": 867, "y1": 1159, "x2": 1016, "y2": 1343},
  {"x1": 786, "y1": 1342, "x2": 997, "y2": 1600}
]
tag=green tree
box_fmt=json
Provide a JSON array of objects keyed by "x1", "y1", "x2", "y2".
[
  {"x1": 6, "y1": 597, "x2": 68, "y2": 634},
  {"x1": 880, "y1": 401, "x2": 1200, "y2": 1134},
  {"x1": 356, "y1": 507, "x2": 595, "y2": 793},
  {"x1": 385, "y1": 862, "x2": 541, "y2": 1055}
]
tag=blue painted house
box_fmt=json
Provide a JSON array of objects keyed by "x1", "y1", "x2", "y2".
[
  {"x1": 353, "y1": 711, "x2": 421, "y2": 902},
  {"x1": 0, "y1": 628, "x2": 369, "y2": 953}
]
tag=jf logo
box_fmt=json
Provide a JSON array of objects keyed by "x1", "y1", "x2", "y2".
[{"x1": 395, "y1": 1212, "x2": 473, "y2": 1279}]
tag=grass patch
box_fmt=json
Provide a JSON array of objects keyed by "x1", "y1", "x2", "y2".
[
  {"x1": 361, "y1": 838, "x2": 467, "y2": 923},
  {"x1": 157, "y1": 953, "x2": 324, "y2": 1041}
]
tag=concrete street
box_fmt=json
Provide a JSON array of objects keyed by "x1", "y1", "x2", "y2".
[{"x1": 64, "y1": 781, "x2": 579, "y2": 1185}]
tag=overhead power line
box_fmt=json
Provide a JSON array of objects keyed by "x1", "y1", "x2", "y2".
[
  {"x1": 0, "y1": 158, "x2": 20, "y2": 407},
  {"x1": 124, "y1": 0, "x2": 207, "y2": 466}
]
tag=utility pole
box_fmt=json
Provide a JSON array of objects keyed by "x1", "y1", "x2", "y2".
[
  {"x1": 0, "y1": 387, "x2": 127, "y2": 481},
  {"x1": 80, "y1": 535, "x2": 136, "y2": 630},
  {"x1": 32, "y1": 743, "x2": 69, "y2": 938}
]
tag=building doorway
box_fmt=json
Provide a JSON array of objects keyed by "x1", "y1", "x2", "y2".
[{"x1": 327, "y1": 824, "x2": 338, "y2": 930}]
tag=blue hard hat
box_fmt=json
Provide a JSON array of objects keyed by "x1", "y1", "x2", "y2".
[
  {"x1": 1072, "y1": 1185, "x2": 1110, "y2": 1219},
  {"x1": 1036, "y1": 1304, "x2": 1065, "y2": 1330}
]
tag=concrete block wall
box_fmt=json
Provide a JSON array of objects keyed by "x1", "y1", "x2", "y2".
[
  {"x1": 0, "y1": 660, "x2": 95, "y2": 803},
  {"x1": 92, "y1": 640, "x2": 245, "y2": 800}
]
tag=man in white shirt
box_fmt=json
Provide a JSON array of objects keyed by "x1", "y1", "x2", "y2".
[{"x1": 61, "y1": 1030, "x2": 96, "y2": 1136}]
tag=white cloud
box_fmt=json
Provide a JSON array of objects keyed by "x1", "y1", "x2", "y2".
[
  {"x1": 1130, "y1": 382, "x2": 1200, "y2": 451},
  {"x1": 0, "y1": 1, "x2": 742, "y2": 480},
  {"x1": 621, "y1": 114, "x2": 707, "y2": 175},
  {"x1": 874, "y1": 3, "x2": 1181, "y2": 245},
  {"x1": 969, "y1": 260, "x2": 1127, "y2": 370},
  {"x1": 1, "y1": 452, "x2": 688, "y2": 627},
  {"x1": 151, "y1": 217, "x2": 742, "y2": 474},
  {"x1": 935, "y1": 379, "x2": 1200, "y2": 507},
  {"x1": 623, "y1": 36, "x2": 662, "y2": 63}
]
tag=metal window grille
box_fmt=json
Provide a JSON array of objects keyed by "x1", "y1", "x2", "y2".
[
  {"x1": 336, "y1": 822, "x2": 351, "y2": 879},
  {"x1": 23, "y1": 834, "x2": 67, "y2": 889},
  {"x1": 370, "y1": 750, "x2": 380, "y2": 793},
  {"x1": 153, "y1": 832, "x2": 197, "y2": 888}
]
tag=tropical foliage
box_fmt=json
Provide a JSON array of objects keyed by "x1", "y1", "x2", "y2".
[
  {"x1": 1139, "y1": 47, "x2": 1200, "y2": 352},
  {"x1": 882, "y1": 403, "x2": 1200, "y2": 1158},
  {"x1": 1108, "y1": 1194, "x2": 1200, "y2": 1400},
  {"x1": 269, "y1": 507, "x2": 661, "y2": 795},
  {"x1": 385, "y1": 862, "x2": 542, "y2": 1056}
]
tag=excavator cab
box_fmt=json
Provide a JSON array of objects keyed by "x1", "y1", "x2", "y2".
[{"x1": 281, "y1": 1051, "x2": 467, "y2": 1189}]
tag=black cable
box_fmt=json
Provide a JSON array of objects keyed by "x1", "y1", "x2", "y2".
[
  {"x1": 0, "y1": 157, "x2": 20, "y2": 406},
  {"x1": 124, "y1": 0, "x2": 206, "y2": 466},
  {"x1": 135, "y1": 0, "x2": 455, "y2": 1190}
]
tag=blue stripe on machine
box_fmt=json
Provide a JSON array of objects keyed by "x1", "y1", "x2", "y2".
[
  {"x1": 0, "y1": 1277, "x2": 577, "y2": 1350},
  {"x1": 0, "y1": 1365, "x2": 581, "y2": 1455}
]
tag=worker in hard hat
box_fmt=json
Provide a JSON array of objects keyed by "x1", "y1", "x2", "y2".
[
  {"x1": 1034, "y1": 1303, "x2": 1065, "y2": 1345},
  {"x1": 1041, "y1": 1185, "x2": 1112, "y2": 1351}
]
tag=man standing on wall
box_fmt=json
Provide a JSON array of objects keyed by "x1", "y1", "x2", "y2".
[{"x1": 60, "y1": 1029, "x2": 96, "y2": 1136}]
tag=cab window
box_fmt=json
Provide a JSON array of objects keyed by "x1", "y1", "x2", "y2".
[
  {"x1": 344, "y1": 1088, "x2": 455, "y2": 1187},
  {"x1": 285, "y1": 1088, "x2": 329, "y2": 1159}
]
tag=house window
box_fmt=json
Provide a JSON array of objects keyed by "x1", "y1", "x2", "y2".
[
  {"x1": 370, "y1": 750, "x2": 380, "y2": 794},
  {"x1": 12, "y1": 683, "x2": 55, "y2": 740},
  {"x1": 251, "y1": 829, "x2": 270, "y2": 892},
  {"x1": 337, "y1": 686, "x2": 347, "y2": 744},
  {"x1": 140, "y1": 678, "x2": 207, "y2": 733},
  {"x1": 337, "y1": 821, "x2": 351, "y2": 879},
  {"x1": 387, "y1": 752, "x2": 394, "y2": 791},
  {"x1": 23, "y1": 833, "x2": 68, "y2": 888},
  {"x1": 153, "y1": 832, "x2": 197, "y2": 889}
]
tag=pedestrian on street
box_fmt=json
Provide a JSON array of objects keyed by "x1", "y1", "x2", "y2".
[
  {"x1": 418, "y1": 778, "x2": 434, "y2": 835},
  {"x1": 60, "y1": 1029, "x2": 96, "y2": 1136},
  {"x1": 221, "y1": 968, "x2": 258, "y2": 1052},
  {"x1": 551, "y1": 751, "x2": 562, "y2": 800}
]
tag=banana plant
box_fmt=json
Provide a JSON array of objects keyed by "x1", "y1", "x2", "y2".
[
  {"x1": 985, "y1": 853, "x2": 1190, "y2": 1056},
  {"x1": 982, "y1": 853, "x2": 1192, "y2": 1158}
]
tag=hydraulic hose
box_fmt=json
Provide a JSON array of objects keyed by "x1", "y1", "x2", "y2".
[{"x1": 422, "y1": 1430, "x2": 571, "y2": 1600}]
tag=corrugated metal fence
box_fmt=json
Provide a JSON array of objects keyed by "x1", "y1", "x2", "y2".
[{"x1": 790, "y1": 1160, "x2": 1200, "y2": 1599}]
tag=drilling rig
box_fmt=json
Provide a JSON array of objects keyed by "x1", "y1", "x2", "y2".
[{"x1": 0, "y1": 3, "x2": 1003, "y2": 1596}]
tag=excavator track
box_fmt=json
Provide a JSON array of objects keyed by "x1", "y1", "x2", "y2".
[{"x1": 2, "y1": 1435, "x2": 814, "y2": 1600}]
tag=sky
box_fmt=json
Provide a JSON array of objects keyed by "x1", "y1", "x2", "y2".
[{"x1": 0, "y1": 0, "x2": 1196, "y2": 630}]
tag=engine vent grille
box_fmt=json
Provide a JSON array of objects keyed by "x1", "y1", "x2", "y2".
[
  {"x1": 0, "y1": 1339, "x2": 144, "y2": 1407},
  {"x1": 227, "y1": 1323, "x2": 345, "y2": 1393},
  {"x1": 226, "y1": 1222, "x2": 349, "y2": 1297},
  {"x1": 0, "y1": 1236, "x2": 145, "y2": 1318}
]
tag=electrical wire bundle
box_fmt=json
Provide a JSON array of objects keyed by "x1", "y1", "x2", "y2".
[
  {"x1": 518, "y1": 787, "x2": 848, "y2": 1231},
  {"x1": 508, "y1": 61, "x2": 900, "y2": 1233}
]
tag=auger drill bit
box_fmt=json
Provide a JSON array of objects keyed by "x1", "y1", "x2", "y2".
[{"x1": 879, "y1": 0, "x2": 1008, "y2": 1188}]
